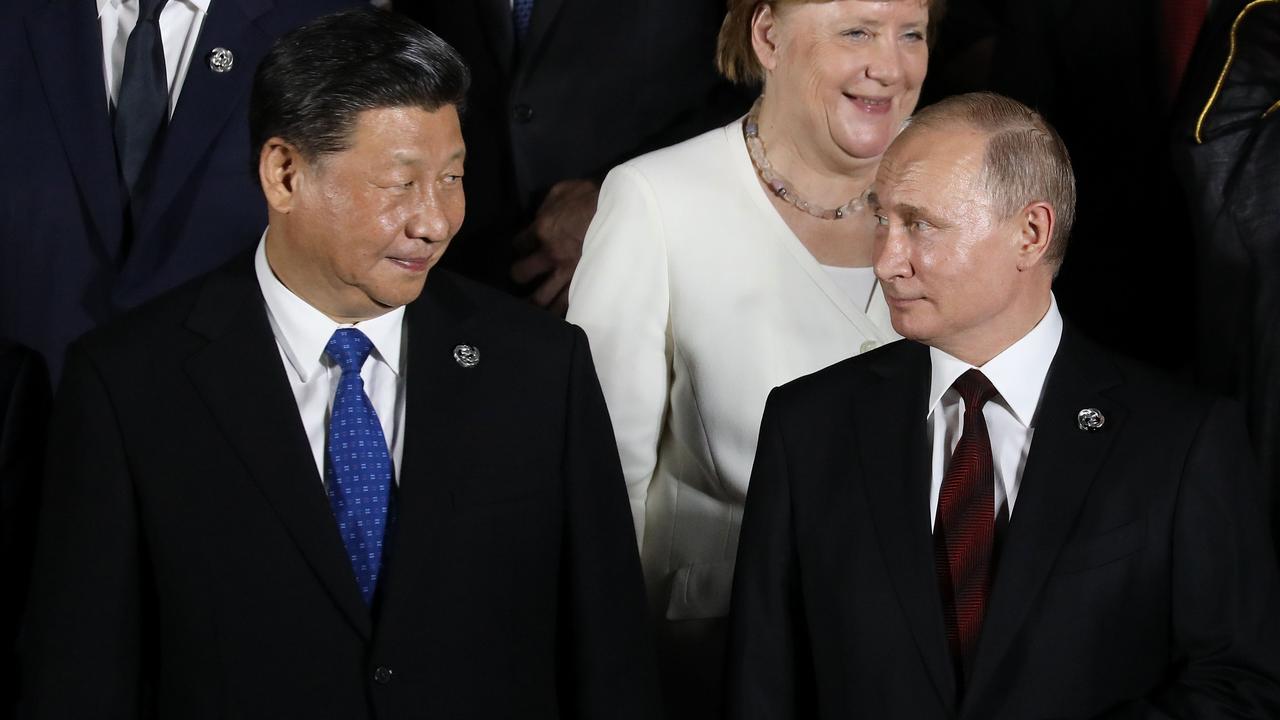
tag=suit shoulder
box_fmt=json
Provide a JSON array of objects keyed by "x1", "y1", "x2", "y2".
[
  {"x1": 255, "y1": 0, "x2": 365, "y2": 34},
  {"x1": 771, "y1": 339, "x2": 922, "y2": 413},
  {"x1": 428, "y1": 270, "x2": 579, "y2": 343},
  {"x1": 75, "y1": 279, "x2": 205, "y2": 357},
  {"x1": 1058, "y1": 327, "x2": 1214, "y2": 409}
]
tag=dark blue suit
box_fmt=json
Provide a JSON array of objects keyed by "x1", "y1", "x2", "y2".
[{"x1": 0, "y1": 0, "x2": 357, "y2": 381}]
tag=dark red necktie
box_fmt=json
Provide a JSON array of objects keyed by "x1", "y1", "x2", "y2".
[{"x1": 933, "y1": 369, "x2": 999, "y2": 685}]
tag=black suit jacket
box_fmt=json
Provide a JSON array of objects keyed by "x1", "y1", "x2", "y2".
[
  {"x1": 19, "y1": 257, "x2": 660, "y2": 719},
  {"x1": 727, "y1": 328, "x2": 1280, "y2": 719},
  {"x1": 0, "y1": 342, "x2": 49, "y2": 720},
  {"x1": 398, "y1": 0, "x2": 751, "y2": 289},
  {"x1": 0, "y1": 0, "x2": 357, "y2": 381}
]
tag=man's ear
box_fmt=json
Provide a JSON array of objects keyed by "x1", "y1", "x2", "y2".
[
  {"x1": 1016, "y1": 200, "x2": 1055, "y2": 271},
  {"x1": 259, "y1": 138, "x2": 305, "y2": 214},
  {"x1": 751, "y1": 3, "x2": 782, "y2": 74}
]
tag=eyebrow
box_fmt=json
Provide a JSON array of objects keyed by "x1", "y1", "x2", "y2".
[{"x1": 390, "y1": 147, "x2": 467, "y2": 164}]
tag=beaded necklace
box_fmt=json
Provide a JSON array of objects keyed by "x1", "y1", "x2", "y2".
[{"x1": 743, "y1": 98, "x2": 867, "y2": 221}]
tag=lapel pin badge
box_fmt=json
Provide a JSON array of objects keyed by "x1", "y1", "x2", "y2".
[
  {"x1": 1077, "y1": 408, "x2": 1106, "y2": 432},
  {"x1": 207, "y1": 48, "x2": 235, "y2": 73},
  {"x1": 453, "y1": 344, "x2": 480, "y2": 369}
]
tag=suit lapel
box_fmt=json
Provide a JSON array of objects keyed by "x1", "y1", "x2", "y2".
[
  {"x1": 135, "y1": 0, "x2": 273, "y2": 238},
  {"x1": 373, "y1": 274, "x2": 478, "y2": 634},
  {"x1": 856, "y1": 342, "x2": 958, "y2": 708},
  {"x1": 24, "y1": 0, "x2": 125, "y2": 262},
  {"x1": 513, "y1": 0, "x2": 564, "y2": 77},
  {"x1": 183, "y1": 258, "x2": 373, "y2": 639},
  {"x1": 962, "y1": 327, "x2": 1125, "y2": 712},
  {"x1": 475, "y1": 0, "x2": 514, "y2": 78}
]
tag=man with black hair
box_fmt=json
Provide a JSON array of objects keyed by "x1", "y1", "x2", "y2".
[{"x1": 19, "y1": 9, "x2": 660, "y2": 718}]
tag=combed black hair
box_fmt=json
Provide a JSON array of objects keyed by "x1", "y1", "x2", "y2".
[{"x1": 249, "y1": 6, "x2": 470, "y2": 172}]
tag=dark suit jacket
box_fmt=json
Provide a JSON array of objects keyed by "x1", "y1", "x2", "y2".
[
  {"x1": 727, "y1": 328, "x2": 1280, "y2": 719},
  {"x1": 0, "y1": 342, "x2": 49, "y2": 720},
  {"x1": 0, "y1": 0, "x2": 357, "y2": 382},
  {"x1": 398, "y1": 0, "x2": 751, "y2": 289},
  {"x1": 19, "y1": 257, "x2": 660, "y2": 719}
]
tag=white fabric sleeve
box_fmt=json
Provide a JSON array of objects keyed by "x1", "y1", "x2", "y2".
[{"x1": 567, "y1": 165, "x2": 673, "y2": 549}]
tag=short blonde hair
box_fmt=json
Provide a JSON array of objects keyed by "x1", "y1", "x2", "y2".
[{"x1": 716, "y1": 0, "x2": 943, "y2": 86}]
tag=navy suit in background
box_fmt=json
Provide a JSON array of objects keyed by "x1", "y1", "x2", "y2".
[
  {"x1": 0, "y1": 0, "x2": 358, "y2": 382},
  {"x1": 397, "y1": 0, "x2": 751, "y2": 291}
]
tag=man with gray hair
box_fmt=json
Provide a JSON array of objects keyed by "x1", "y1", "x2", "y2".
[
  {"x1": 20, "y1": 8, "x2": 659, "y2": 718},
  {"x1": 727, "y1": 92, "x2": 1280, "y2": 719}
]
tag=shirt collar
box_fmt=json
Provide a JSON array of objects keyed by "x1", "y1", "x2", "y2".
[
  {"x1": 98, "y1": 0, "x2": 212, "y2": 18},
  {"x1": 254, "y1": 233, "x2": 405, "y2": 383},
  {"x1": 926, "y1": 294, "x2": 1064, "y2": 427}
]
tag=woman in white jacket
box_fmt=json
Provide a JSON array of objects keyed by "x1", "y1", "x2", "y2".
[{"x1": 567, "y1": 0, "x2": 935, "y2": 715}]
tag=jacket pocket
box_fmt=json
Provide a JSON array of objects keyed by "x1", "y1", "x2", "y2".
[{"x1": 1052, "y1": 517, "x2": 1147, "y2": 575}]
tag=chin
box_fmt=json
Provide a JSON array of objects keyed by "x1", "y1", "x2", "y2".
[
  {"x1": 373, "y1": 279, "x2": 429, "y2": 310},
  {"x1": 832, "y1": 124, "x2": 898, "y2": 161}
]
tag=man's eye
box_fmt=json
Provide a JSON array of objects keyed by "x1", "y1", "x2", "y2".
[
  {"x1": 873, "y1": 214, "x2": 889, "y2": 226},
  {"x1": 911, "y1": 220, "x2": 932, "y2": 232},
  {"x1": 902, "y1": 30, "x2": 926, "y2": 42},
  {"x1": 442, "y1": 174, "x2": 463, "y2": 185},
  {"x1": 843, "y1": 28, "x2": 870, "y2": 40}
]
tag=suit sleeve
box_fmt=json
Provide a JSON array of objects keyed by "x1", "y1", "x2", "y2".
[
  {"x1": 19, "y1": 345, "x2": 150, "y2": 719},
  {"x1": 1089, "y1": 398, "x2": 1280, "y2": 719},
  {"x1": 726, "y1": 389, "x2": 812, "y2": 720},
  {"x1": 557, "y1": 326, "x2": 663, "y2": 719},
  {"x1": 566, "y1": 165, "x2": 672, "y2": 547}
]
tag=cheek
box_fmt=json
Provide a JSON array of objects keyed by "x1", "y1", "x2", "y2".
[{"x1": 904, "y1": 49, "x2": 928, "y2": 88}]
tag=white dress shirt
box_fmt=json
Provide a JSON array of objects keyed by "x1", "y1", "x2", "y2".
[
  {"x1": 926, "y1": 295, "x2": 1063, "y2": 528},
  {"x1": 98, "y1": 0, "x2": 211, "y2": 117},
  {"x1": 254, "y1": 237, "x2": 408, "y2": 485}
]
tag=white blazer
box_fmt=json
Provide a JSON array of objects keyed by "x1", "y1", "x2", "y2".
[{"x1": 567, "y1": 119, "x2": 898, "y2": 621}]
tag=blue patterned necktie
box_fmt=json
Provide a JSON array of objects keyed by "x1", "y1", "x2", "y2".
[
  {"x1": 512, "y1": 0, "x2": 535, "y2": 39},
  {"x1": 324, "y1": 328, "x2": 394, "y2": 605}
]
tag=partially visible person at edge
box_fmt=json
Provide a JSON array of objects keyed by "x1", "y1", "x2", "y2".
[{"x1": 566, "y1": 0, "x2": 938, "y2": 717}]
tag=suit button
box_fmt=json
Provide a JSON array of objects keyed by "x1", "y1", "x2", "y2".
[
  {"x1": 512, "y1": 103, "x2": 534, "y2": 123},
  {"x1": 373, "y1": 666, "x2": 394, "y2": 684}
]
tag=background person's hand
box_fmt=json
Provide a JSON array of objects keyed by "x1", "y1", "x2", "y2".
[{"x1": 511, "y1": 179, "x2": 600, "y2": 315}]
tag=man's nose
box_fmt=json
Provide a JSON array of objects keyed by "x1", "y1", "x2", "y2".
[
  {"x1": 873, "y1": 225, "x2": 912, "y2": 282},
  {"x1": 408, "y1": 188, "x2": 454, "y2": 243}
]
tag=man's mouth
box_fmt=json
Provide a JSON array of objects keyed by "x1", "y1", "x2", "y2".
[{"x1": 387, "y1": 257, "x2": 430, "y2": 273}]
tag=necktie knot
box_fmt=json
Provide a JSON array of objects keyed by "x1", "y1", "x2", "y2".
[
  {"x1": 952, "y1": 368, "x2": 998, "y2": 412},
  {"x1": 326, "y1": 328, "x2": 374, "y2": 376},
  {"x1": 139, "y1": 0, "x2": 167, "y2": 22}
]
